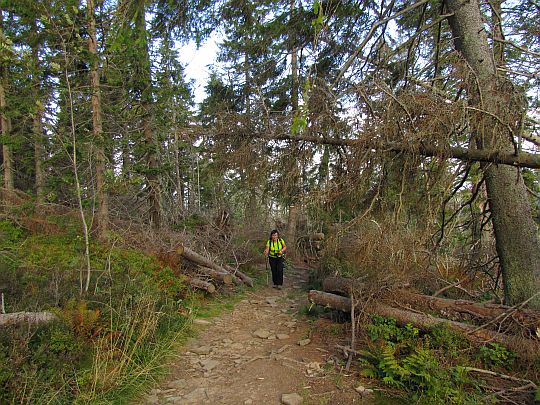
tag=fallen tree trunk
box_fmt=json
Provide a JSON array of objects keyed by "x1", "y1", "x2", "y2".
[
  {"x1": 308, "y1": 290, "x2": 540, "y2": 359},
  {"x1": 322, "y1": 276, "x2": 365, "y2": 296},
  {"x1": 223, "y1": 264, "x2": 254, "y2": 288},
  {"x1": 396, "y1": 290, "x2": 540, "y2": 337},
  {"x1": 0, "y1": 311, "x2": 58, "y2": 326},
  {"x1": 197, "y1": 266, "x2": 233, "y2": 285},
  {"x1": 188, "y1": 277, "x2": 216, "y2": 294},
  {"x1": 322, "y1": 276, "x2": 539, "y2": 337},
  {"x1": 177, "y1": 245, "x2": 250, "y2": 287}
]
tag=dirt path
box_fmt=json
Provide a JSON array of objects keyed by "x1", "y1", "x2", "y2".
[{"x1": 139, "y1": 266, "x2": 374, "y2": 405}]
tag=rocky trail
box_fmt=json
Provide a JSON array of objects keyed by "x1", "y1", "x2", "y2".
[{"x1": 138, "y1": 265, "x2": 375, "y2": 405}]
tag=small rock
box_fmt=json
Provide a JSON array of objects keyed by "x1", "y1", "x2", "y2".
[
  {"x1": 183, "y1": 387, "x2": 208, "y2": 403},
  {"x1": 192, "y1": 346, "x2": 212, "y2": 355},
  {"x1": 355, "y1": 385, "x2": 374, "y2": 395},
  {"x1": 281, "y1": 392, "x2": 303, "y2": 405},
  {"x1": 165, "y1": 396, "x2": 183, "y2": 403},
  {"x1": 231, "y1": 342, "x2": 244, "y2": 350},
  {"x1": 222, "y1": 338, "x2": 233, "y2": 344},
  {"x1": 193, "y1": 319, "x2": 212, "y2": 325},
  {"x1": 297, "y1": 339, "x2": 311, "y2": 346},
  {"x1": 244, "y1": 400, "x2": 253, "y2": 404},
  {"x1": 284, "y1": 321, "x2": 296, "y2": 328},
  {"x1": 268, "y1": 335, "x2": 277, "y2": 340},
  {"x1": 253, "y1": 329, "x2": 271, "y2": 339},
  {"x1": 200, "y1": 359, "x2": 219, "y2": 371},
  {"x1": 277, "y1": 334, "x2": 290, "y2": 340},
  {"x1": 167, "y1": 379, "x2": 188, "y2": 390}
]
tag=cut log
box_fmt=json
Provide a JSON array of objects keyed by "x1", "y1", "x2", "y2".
[
  {"x1": 0, "y1": 311, "x2": 58, "y2": 326},
  {"x1": 188, "y1": 277, "x2": 216, "y2": 294},
  {"x1": 223, "y1": 264, "x2": 254, "y2": 288},
  {"x1": 308, "y1": 290, "x2": 540, "y2": 359},
  {"x1": 309, "y1": 290, "x2": 353, "y2": 312},
  {"x1": 178, "y1": 245, "x2": 251, "y2": 287},
  {"x1": 321, "y1": 276, "x2": 538, "y2": 336},
  {"x1": 197, "y1": 266, "x2": 233, "y2": 285},
  {"x1": 396, "y1": 290, "x2": 540, "y2": 337}
]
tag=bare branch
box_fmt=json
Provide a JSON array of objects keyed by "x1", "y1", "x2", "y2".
[{"x1": 336, "y1": 0, "x2": 432, "y2": 83}]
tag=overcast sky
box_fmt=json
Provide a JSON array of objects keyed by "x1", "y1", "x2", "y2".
[{"x1": 178, "y1": 34, "x2": 219, "y2": 105}]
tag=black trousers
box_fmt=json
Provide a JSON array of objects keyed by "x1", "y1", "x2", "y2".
[{"x1": 268, "y1": 256, "x2": 284, "y2": 286}]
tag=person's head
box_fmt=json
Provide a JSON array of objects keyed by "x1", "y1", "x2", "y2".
[{"x1": 270, "y1": 229, "x2": 279, "y2": 240}]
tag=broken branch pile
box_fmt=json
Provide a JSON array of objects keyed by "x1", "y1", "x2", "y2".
[
  {"x1": 172, "y1": 244, "x2": 253, "y2": 293},
  {"x1": 308, "y1": 277, "x2": 540, "y2": 359}
]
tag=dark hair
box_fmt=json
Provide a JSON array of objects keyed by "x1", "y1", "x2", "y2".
[{"x1": 269, "y1": 229, "x2": 279, "y2": 239}]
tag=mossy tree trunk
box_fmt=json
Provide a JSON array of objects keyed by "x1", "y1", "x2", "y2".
[{"x1": 445, "y1": 0, "x2": 540, "y2": 307}]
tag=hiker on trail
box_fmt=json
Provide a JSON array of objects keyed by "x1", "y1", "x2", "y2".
[{"x1": 263, "y1": 230, "x2": 287, "y2": 289}]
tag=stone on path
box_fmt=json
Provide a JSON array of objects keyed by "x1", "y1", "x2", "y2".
[
  {"x1": 281, "y1": 392, "x2": 303, "y2": 405},
  {"x1": 277, "y1": 333, "x2": 290, "y2": 340},
  {"x1": 253, "y1": 328, "x2": 271, "y2": 339},
  {"x1": 192, "y1": 345, "x2": 212, "y2": 355},
  {"x1": 199, "y1": 359, "x2": 219, "y2": 371},
  {"x1": 231, "y1": 342, "x2": 244, "y2": 350},
  {"x1": 182, "y1": 387, "x2": 208, "y2": 403},
  {"x1": 297, "y1": 338, "x2": 311, "y2": 346},
  {"x1": 167, "y1": 379, "x2": 187, "y2": 390}
]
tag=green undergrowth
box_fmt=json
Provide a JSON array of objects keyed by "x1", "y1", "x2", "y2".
[
  {"x1": 0, "y1": 217, "x2": 250, "y2": 404},
  {"x1": 356, "y1": 314, "x2": 534, "y2": 404}
]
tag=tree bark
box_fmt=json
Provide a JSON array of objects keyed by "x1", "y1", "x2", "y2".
[
  {"x1": 87, "y1": 0, "x2": 108, "y2": 237},
  {"x1": 197, "y1": 266, "x2": 233, "y2": 285},
  {"x1": 187, "y1": 277, "x2": 216, "y2": 294},
  {"x1": 445, "y1": 0, "x2": 540, "y2": 307},
  {"x1": 290, "y1": 0, "x2": 299, "y2": 111},
  {"x1": 223, "y1": 264, "x2": 254, "y2": 287},
  {"x1": 308, "y1": 290, "x2": 539, "y2": 359},
  {"x1": 135, "y1": 8, "x2": 161, "y2": 227},
  {"x1": 0, "y1": 311, "x2": 58, "y2": 326},
  {"x1": 0, "y1": 8, "x2": 13, "y2": 191},
  {"x1": 322, "y1": 276, "x2": 365, "y2": 296},
  {"x1": 397, "y1": 290, "x2": 540, "y2": 338},
  {"x1": 287, "y1": 204, "x2": 298, "y2": 259},
  {"x1": 30, "y1": 24, "x2": 45, "y2": 204},
  {"x1": 264, "y1": 132, "x2": 540, "y2": 170},
  {"x1": 177, "y1": 245, "x2": 248, "y2": 286}
]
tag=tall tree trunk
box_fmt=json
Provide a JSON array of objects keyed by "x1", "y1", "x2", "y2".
[
  {"x1": 290, "y1": 0, "x2": 299, "y2": 111},
  {"x1": 87, "y1": 0, "x2": 108, "y2": 236},
  {"x1": 445, "y1": 0, "x2": 540, "y2": 307},
  {"x1": 30, "y1": 22, "x2": 45, "y2": 203},
  {"x1": 32, "y1": 104, "x2": 44, "y2": 202},
  {"x1": 0, "y1": 9, "x2": 13, "y2": 191},
  {"x1": 174, "y1": 128, "x2": 184, "y2": 211},
  {"x1": 135, "y1": 9, "x2": 161, "y2": 227},
  {"x1": 286, "y1": 0, "x2": 300, "y2": 258}
]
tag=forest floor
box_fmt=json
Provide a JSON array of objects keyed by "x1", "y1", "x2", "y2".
[{"x1": 137, "y1": 265, "x2": 380, "y2": 405}]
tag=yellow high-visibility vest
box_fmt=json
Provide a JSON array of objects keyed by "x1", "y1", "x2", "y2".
[{"x1": 266, "y1": 238, "x2": 285, "y2": 258}]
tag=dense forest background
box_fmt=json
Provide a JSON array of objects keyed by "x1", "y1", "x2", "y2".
[{"x1": 1, "y1": 0, "x2": 539, "y2": 403}]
